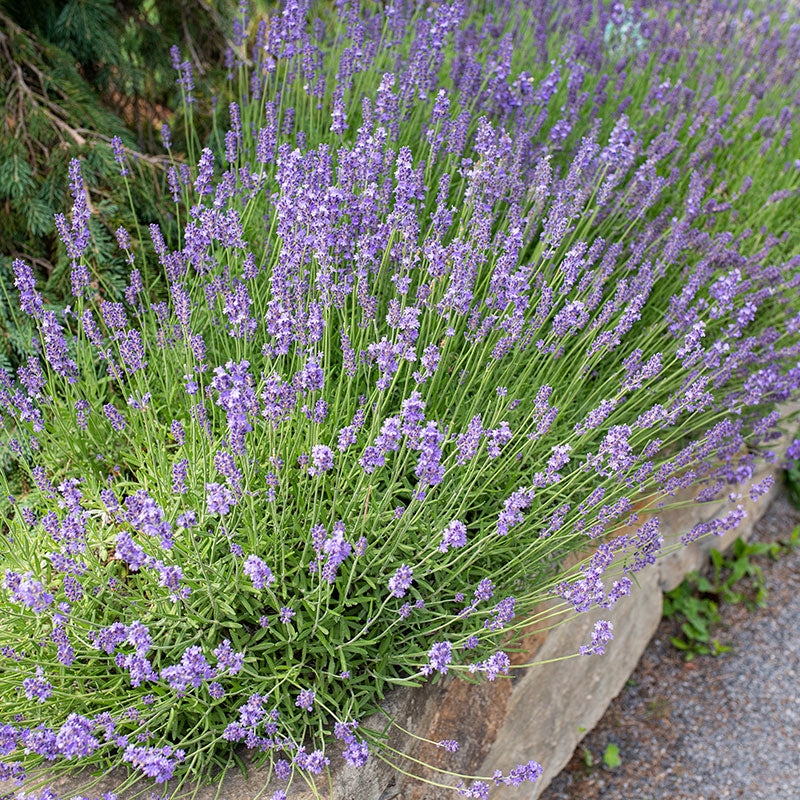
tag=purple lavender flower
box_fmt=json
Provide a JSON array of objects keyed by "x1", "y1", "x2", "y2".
[
  {"x1": 295, "y1": 688, "x2": 315, "y2": 711},
  {"x1": 41, "y1": 311, "x2": 79, "y2": 383},
  {"x1": 121, "y1": 743, "x2": 180, "y2": 782},
  {"x1": 475, "y1": 651, "x2": 511, "y2": 681},
  {"x1": 160, "y1": 645, "x2": 216, "y2": 692},
  {"x1": 223, "y1": 282, "x2": 257, "y2": 340},
  {"x1": 580, "y1": 620, "x2": 614, "y2": 656},
  {"x1": 487, "y1": 422, "x2": 512, "y2": 458},
  {"x1": 294, "y1": 746, "x2": 330, "y2": 774},
  {"x1": 474, "y1": 579, "x2": 494, "y2": 603},
  {"x1": 456, "y1": 416, "x2": 484, "y2": 464},
  {"x1": 213, "y1": 639, "x2": 244, "y2": 675},
  {"x1": 12, "y1": 258, "x2": 44, "y2": 317},
  {"x1": 224, "y1": 129, "x2": 238, "y2": 163},
  {"x1": 170, "y1": 46, "x2": 194, "y2": 105},
  {"x1": 279, "y1": 606, "x2": 295, "y2": 624},
  {"x1": 243, "y1": 555, "x2": 275, "y2": 590},
  {"x1": 210, "y1": 360, "x2": 258, "y2": 453},
  {"x1": 423, "y1": 641, "x2": 453, "y2": 675},
  {"x1": 124, "y1": 489, "x2": 173, "y2": 549},
  {"x1": 89, "y1": 622, "x2": 129, "y2": 654},
  {"x1": 497, "y1": 487, "x2": 535, "y2": 536},
  {"x1": 439, "y1": 520, "x2": 467, "y2": 553},
  {"x1": 170, "y1": 419, "x2": 185, "y2": 445},
  {"x1": 56, "y1": 713, "x2": 99, "y2": 759},
  {"x1": 111, "y1": 136, "x2": 129, "y2": 177},
  {"x1": 749, "y1": 474, "x2": 774, "y2": 501},
  {"x1": 342, "y1": 739, "x2": 369, "y2": 768},
  {"x1": 308, "y1": 444, "x2": 334, "y2": 476},
  {"x1": 103, "y1": 404, "x2": 126, "y2": 432},
  {"x1": 457, "y1": 780, "x2": 490, "y2": 799},
  {"x1": 18, "y1": 355, "x2": 45, "y2": 396},
  {"x1": 119, "y1": 330, "x2": 147, "y2": 373},
  {"x1": 3, "y1": 571, "x2": 53, "y2": 613},
  {"x1": 53, "y1": 160, "x2": 91, "y2": 288},
  {"x1": 388, "y1": 564, "x2": 413, "y2": 598},
  {"x1": 23, "y1": 666, "x2": 53, "y2": 702},
  {"x1": 501, "y1": 760, "x2": 543, "y2": 788},
  {"x1": 414, "y1": 421, "x2": 446, "y2": 487},
  {"x1": 485, "y1": 596, "x2": 516, "y2": 631},
  {"x1": 319, "y1": 521, "x2": 352, "y2": 583},
  {"x1": 597, "y1": 425, "x2": 634, "y2": 474},
  {"x1": 195, "y1": 148, "x2": 214, "y2": 196},
  {"x1": 206, "y1": 482, "x2": 236, "y2": 515},
  {"x1": 171, "y1": 459, "x2": 189, "y2": 495}
]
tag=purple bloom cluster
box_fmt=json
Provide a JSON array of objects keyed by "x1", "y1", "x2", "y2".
[
  {"x1": 243, "y1": 555, "x2": 275, "y2": 590},
  {"x1": 580, "y1": 620, "x2": 614, "y2": 656},
  {"x1": 160, "y1": 646, "x2": 216, "y2": 693},
  {"x1": 121, "y1": 743, "x2": 184, "y2": 783},
  {"x1": 213, "y1": 639, "x2": 244, "y2": 675},
  {"x1": 485, "y1": 596, "x2": 516, "y2": 632},
  {"x1": 22, "y1": 667, "x2": 53, "y2": 703},
  {"x1": 3, "y1": 571, "x2": 54, "y2": 614},
  {"x1": 13, "y1": 258, "x2": 44, "y2": 317},
  {"x1": 294, "y1": 688, "x2": 315, "y2": 712},
  {"x1": 497, "y1": 488, "x2": 535, "y2": 536},
  {"x1": 111, "y1": 136, "x2": 129, "y2": 177},
  {"x1": 206, "y1": 482, "x2": 236, "y2": 515},
  {"x1": 294, "y1": 746, "x2": 330, "y2": 775},
  {"x1": 315, "y1": 521, "x2": 353, "y2": 583},
  {"x1": 388, "y1": 564, "x2": 413, "y2": 598},
  {"x1": 333, "y1": 719, "x2": 370, "y2": 767},
  {"x1": 439, "y1": 519, "x2": 467, "y2": 553},
  {"x1": 423, "y1": 641, "x2": 453, "y2": 676},
  {"x1": 468, "y1": 651, "x2": 511, "y2": 682},
  {"x1": 55, "y1": 714, "x2": 98, "y2": 760},
  {"x1": 308, "y1": 444, "x2": 334, "y2": 476},
  {"x1": 53, "y1": 160, "x2": 91, "y2": 286},
  {"x1": 103, "y1": 404, "x2": 126, "y2": 432}
]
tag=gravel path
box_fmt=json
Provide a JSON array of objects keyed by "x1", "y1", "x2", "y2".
[{"x1": 541, "y1": 489, "x2": 800, "y2": 800}]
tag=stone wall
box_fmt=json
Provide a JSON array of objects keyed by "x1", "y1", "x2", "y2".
[{"x1": 1, "y1": 464, "x2": 782, "y2": 800}]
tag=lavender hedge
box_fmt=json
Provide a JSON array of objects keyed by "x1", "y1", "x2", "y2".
[{"x1": 2, "y1": 1, "x2": 800, "y2": 798}]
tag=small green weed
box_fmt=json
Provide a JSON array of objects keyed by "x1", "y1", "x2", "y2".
[
  {"x1": 581, "y1": 743, "x2": 621, "y2": 774},
  {"x1": 663, "y1": 527, "x2": 799, "y2": 660},
  {"x1": 602, "y1": 743, "x2": 621, "y2": 769}
]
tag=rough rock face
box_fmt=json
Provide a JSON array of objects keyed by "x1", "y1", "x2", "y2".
[{"x1": 0, "y1": 467, "x2": 779, "y2": 800}]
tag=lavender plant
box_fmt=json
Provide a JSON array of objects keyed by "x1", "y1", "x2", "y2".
[{"x1": 2, "y1": 1, "x2": 800, "y2": 798}]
